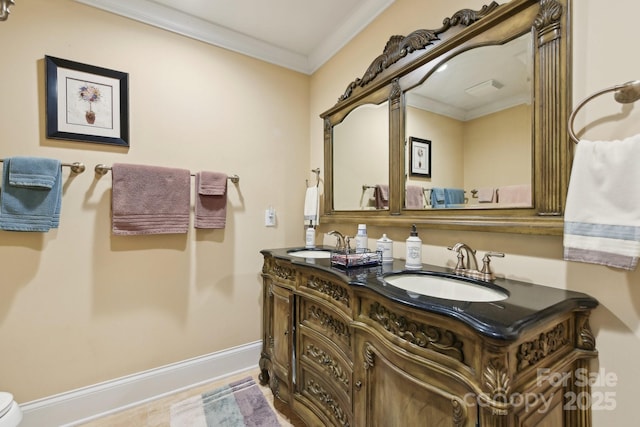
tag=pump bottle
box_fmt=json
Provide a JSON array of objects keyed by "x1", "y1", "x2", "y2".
[
  {"x1": 405, "y1": 224, "x2": 422, "y2": 269},
  {"x1": 305, "y1": 222, "x2": 315, "y2": 248},
  {"x1": 355, "y1": 224, "x2": 368, "y2": 253}
]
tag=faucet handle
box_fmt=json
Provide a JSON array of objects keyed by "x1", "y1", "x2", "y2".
[
  {"x1": 480, "y1": 251, "x2": 505, "y2": 280},
  {"x1": 483, "y1": 251, "x2": 505, "y2": 260}
]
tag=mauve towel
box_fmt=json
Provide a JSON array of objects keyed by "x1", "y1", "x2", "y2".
[
  {"x1": 195, "y1": 171, "x2": 227, "y2": 229},
  {"x1": 374, "y1": 184, "x2": 389, "y2": 209},
  {"x1": 0, "y1": 157, "x2": 62, "y2": 232},
  {"x1": 406, "y1": 185, "x2": 424, "y2": 209},
  {"x1": 111, "y1": 163, "x2": 191, "y2": 235},
  {"x1": 497, "y1": 184, "x2": 531, "y2": 206}
]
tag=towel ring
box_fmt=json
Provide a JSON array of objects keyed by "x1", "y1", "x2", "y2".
[
  {"x1": 568, "y1": 80, "x2": 640, "y2": 144},
  {"x1": 306, "y1": 168, "x2": 320, "y2": 188}
]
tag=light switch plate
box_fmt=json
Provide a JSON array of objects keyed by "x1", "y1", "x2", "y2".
[{"x1": 265, "y1": 208, "x2": 276, "y2": 227}]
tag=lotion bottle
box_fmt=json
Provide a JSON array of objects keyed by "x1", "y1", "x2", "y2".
[
  {"x1": 305, "y1": 222, "x2": 315, "y2": 248},
  {"x1": 405, "y1": 224, "x2": 422, "y2": 269},
  {"x1": 355, "y1": 224, "x2": 368, "y2": 253},
  {"x1": 376, "y1": 234, "x2": 393, "y2": 263}
]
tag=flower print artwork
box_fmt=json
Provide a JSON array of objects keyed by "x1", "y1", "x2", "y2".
[
  {"x1": 410, "y1": 137, "x2": 431, "y2": 177},
  {"x1": 416, "y1": 148, "x2": 424, "y2": 168},
  {"x1": 79, "y1": 84, "x2": 101, "y2": 124},
  {"x1": 47, "y1": 55, "x2": 128, "y2": 146}
]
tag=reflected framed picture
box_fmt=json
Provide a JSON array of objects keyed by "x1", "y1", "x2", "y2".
[
  {"x1": 409, "y1": 137, "x2": 431, "y2": 178},
  {"x1": 45, "y1": 55, "x2": 129, "y2": 147}
]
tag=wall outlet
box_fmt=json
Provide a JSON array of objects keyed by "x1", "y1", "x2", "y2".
[{"x1": 265, "y1": 207, "x2": 276, "y2": 227}]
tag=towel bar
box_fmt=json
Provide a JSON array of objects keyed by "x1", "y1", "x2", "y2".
[
  {"x1": 93, "y1": 164, "x2": 239, "y2": 183},
  {"x1": 568, "y1": 80, "x2": 640, "y2": 144},
  {"x1": 0, "y1": 159, "x2": 85, "y2": 173}
]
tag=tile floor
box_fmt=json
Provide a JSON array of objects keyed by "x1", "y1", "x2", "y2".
[{"x1": 72, "y1": 369, "x2": 305, "y2": 427}]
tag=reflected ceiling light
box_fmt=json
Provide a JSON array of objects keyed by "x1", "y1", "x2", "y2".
[
  {"x1": 436, "y1": 63, "x2": 448, "y2": 72},
  {"x1": 465, "y1": 79, "x2": 503, "y2": 96}
]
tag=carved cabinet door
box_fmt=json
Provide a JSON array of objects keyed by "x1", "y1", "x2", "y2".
[
  {"x1": 352, "y1": 331, "x2": 478, "y2": 427},
  {"x1": 270, "y1": 283, "x2": 293, "y2": 401}
]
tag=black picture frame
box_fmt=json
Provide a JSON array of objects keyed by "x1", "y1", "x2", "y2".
[
  {"x1": 45, "y1": 55, "x2": 129, "y2": 147},
  {"x1": 409, "y1": 137, "x2": 431, "y2": 178}
]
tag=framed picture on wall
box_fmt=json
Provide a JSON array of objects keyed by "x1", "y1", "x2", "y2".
[
  {"x1": 45, "y1": 55, "x2": 129, "y2": 147},
  {"x1": 409, "y1": 136, "x2": 431, "y2": 178}
]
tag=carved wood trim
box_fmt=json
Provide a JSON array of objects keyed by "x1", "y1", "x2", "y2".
[
  {"x1": 533, "y1": 0, "x2": 568, "y2": 215},
  {"x1": 452, "y1": 398, "x2": 467, "y2": 427},
  {"x1": 306, "y1": 275, "x2": 351, "y2": 307},
  {"x1": 306, "y1": 379, "x2": 351, "y2": 427},
  {"x1": 338, "y1": 1, "x2": 500, "y2": 102},
  {"x1": 516, "y1": 321, "x2": 569, "y2": 370},
  {"x1": 270, "y1": 375, "x2": 281, "y2": 400},
  {"x1": 270, "y1": 261, "x2": 296, "y2": 281},
  {"x1": 368, "y1": 302, "x2": 464, "y2": 362},
  {"x1": 577, "y1": 314, "x2": 596, "y2": 351},
  {"x1": 534, "y1": 0, "x2": 563, "y2": 42},
  {"x1": 308, "y1": 305, "x2": 352, "y2": 346},
  {"x1": 363, "y1": 343, "x2": 376, "y2": 370},
  {"x1": 306, "y1": 343, "x2": 350, "y2": 388},
  {"x1": 482, "y1": 356, "x2": 512, "y2": 416}
]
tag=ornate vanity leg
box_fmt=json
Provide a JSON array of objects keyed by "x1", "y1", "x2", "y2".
[{"x1": 258, "y1": 352, "x2": 270, "y2": 385}]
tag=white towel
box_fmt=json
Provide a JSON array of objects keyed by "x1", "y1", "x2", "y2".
[
  {"x1": 563, "y1": 135, "x2": 640, "y2": 270},
  {"x1": 303, "y1": 185, "x2": 319, "y2": 225},
  {"x1": 477, "y1": 187, "x2": 495, "y2": 203}
]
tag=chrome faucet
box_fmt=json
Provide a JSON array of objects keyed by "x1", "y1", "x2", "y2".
[{"x1": 448, "y1": 242, "x2": 504, "y2": 281}]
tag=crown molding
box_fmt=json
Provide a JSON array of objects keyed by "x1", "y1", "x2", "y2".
[{"x1": 74, "y1": 0, "x2": 394, "y2": 75}]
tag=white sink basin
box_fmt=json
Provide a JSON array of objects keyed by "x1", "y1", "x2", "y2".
[
  {"x1": 383, "y1": 273, "x2": 508, "y2": 302},
  {"x1": 287, "y1": 249, "x2": 331, "y2": 259}
]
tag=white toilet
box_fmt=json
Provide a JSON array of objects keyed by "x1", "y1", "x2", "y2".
[{"x1": 0, "y1": 392, "x2": 22, "y2": 427}]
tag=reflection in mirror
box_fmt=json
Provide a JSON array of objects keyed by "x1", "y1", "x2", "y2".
[
  {"x1": 333, "y1": 101, "x2": 389, "y2": 210},
  {"x1": 405, "y1": 33, "x2": 533, "y2": 209}
]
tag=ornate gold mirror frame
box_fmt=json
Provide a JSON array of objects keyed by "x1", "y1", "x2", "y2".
[{"x1": 320, "y1": 0, "x2": 571, "y2": 235}]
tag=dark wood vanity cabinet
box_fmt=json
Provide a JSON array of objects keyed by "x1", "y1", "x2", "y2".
[{"x1": 260, "y1": 251, "x2": 598, "y2": 427}]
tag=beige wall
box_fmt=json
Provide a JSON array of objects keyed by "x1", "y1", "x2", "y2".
[
  {"x1": 333, "y1": 103, "x2": 388, "y2": 210},
  {"x1": 464, "y1": 104, "x2": 531, "y2": 190},
  {"x1": 311, "y1": 0, "x2": 640, "y2": 424},
  {"x1": 0, "y1": 0, "x2": 309, "y2": 402},
  {"x1": 2, "y1": 0, "x2": 639, "y2": 424},
  {"x1": 406, "y1": 104, "x2": 530, "y2": 196},
  {"x1": 406, "y1": 106, "x2": 464, "y2": 189}
]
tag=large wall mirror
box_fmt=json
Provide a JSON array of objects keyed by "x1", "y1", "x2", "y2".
[{"x1": 321, "y1": 0, "x2": 571, "y2": 235}]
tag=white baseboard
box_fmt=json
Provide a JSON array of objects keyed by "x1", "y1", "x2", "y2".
[{"x1": 18, "y1": 341, "x2": 262, "y2": 427}]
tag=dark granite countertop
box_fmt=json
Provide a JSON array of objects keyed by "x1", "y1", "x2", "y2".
[{"x1": 261, "y1": 246, "x2": 599, "y2": 341}]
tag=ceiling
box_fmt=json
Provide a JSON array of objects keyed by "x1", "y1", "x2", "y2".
[
  {"x1": 73, "y1": 0, "x2": 395, "y2": 74},
  {"x1": 72, "y1": 0, "x2": 530, "y2": 117}
]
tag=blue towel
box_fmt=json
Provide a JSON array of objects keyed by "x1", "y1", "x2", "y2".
[
  {"x1": 0, "y1": 157, "x2": 62, "y2": 231},
  {"x1": 444, "y1": 188, "x2": 465, "y2": 206},
  {"x1": 430, "y1": 187, "x2": 445, "y2": 208}
]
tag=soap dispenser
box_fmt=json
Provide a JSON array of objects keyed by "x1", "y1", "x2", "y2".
[
  {"x1": 405, "y1": 224, "x2": 422, "y2": 269},
  {"x1": 305, "y1": 222, "x2": 315, "y2": 249},
  {"x1": 376, "y1": 234, "x2": 393, "y2": 263}
]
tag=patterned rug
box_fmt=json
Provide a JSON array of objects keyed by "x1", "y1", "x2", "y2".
[{"x1": 170, "y1": 376, "x2": 281, "y2": 427}]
